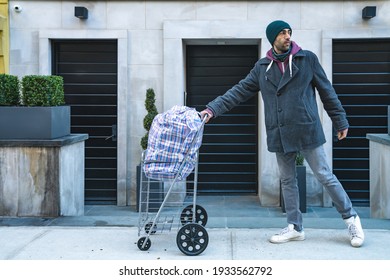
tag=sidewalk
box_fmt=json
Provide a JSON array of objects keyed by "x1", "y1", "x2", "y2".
[
  {"x1": 1, "y1": 196, "x2": 390, "y2": 260},
  {"x1": 1, "y1": 226, "x2": 390, "y2": 260}
]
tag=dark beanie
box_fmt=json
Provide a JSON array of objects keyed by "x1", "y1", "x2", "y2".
[{"x1": 266, "y1": 20, "x2": 292, "y2": 45}]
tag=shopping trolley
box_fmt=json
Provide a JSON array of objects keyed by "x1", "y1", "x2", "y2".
[{"x1": 137, "y1": 106, "x2": 209, "y2": 256}]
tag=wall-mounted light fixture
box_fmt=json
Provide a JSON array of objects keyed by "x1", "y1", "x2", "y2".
[
  {"x1": 75, "y1": 6, "x2": 88, "y2": 19},
  {"x1": 362, "y1": 6, "x2": 376, "y2": 19}
]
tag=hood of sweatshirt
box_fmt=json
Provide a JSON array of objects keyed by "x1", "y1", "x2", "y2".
[{"x1": 266, "y1": 41, "x2": 302, "y2": 77}]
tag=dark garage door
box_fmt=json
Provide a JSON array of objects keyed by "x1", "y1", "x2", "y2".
[
  {"x1": 332, "y1": 39, "x2": 390, "y2": 206},
  {"x1": 52, "y1": 40, "x2": 118, "y2": 204},
  {"x1": 186, "y1": 45, "x2": 259, "y2": 194}
]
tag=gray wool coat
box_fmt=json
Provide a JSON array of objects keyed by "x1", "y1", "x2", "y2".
[{"x1": 206, "y1": 49, "x2": 349, "y2": 153}]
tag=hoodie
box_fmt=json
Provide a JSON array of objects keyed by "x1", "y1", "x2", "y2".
[{"x1": 266, "y1": 41, "x2": 301, "y2": 77}]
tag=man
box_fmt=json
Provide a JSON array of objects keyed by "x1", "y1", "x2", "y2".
[{"x1": 200, "y1": 20, "x2": 365, "y2": 247}]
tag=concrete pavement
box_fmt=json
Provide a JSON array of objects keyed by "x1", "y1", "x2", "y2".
[
  {"x1": 1, "y1": 195, "x2": 390, "y2": 259},
  {"x1": 1, "y1": 199, "x2": 390, "y2": 280},
  {"x1": 1, "y1": 224, "x2": 390, "y2": 260}
]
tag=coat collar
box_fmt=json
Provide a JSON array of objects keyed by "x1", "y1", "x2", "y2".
[{"x1": 261, "y1": 50, "x2": 305, "y2": 91}]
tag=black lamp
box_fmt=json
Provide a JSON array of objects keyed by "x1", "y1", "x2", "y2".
[
  {"x1": 75, "y1": 6, "x2": 88, "y2": 19},
  {"x1": 362, "y1": 6, "x2": 376, "y2": 19}
]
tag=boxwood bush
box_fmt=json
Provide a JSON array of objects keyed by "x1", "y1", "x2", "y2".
[
  {"x1": 22, "y1": 75, "x2": 65, "y2": 106},
  {"x1": 296, "y1": 152, "x2": 305, "y2": 166},
  {"x1": 0, "y1": 74, "x2": 20, "y2": 106},
  {"x1": 141, "y1": 88, "x2": 158, "y2": 150}
]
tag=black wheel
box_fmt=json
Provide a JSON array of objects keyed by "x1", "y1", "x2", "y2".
[
  {"x1": 144, "y1": 222, "x2": 157, "y2": 234},
  {"x1": 137, "y1": 237, "x2": 152, "y2": 251},
  {"x1": 180, "y1": 204, "x2": 208, "y2": 226},
  {"x1": 176, "y1": 223, "x2": 209, "y2": 256}
]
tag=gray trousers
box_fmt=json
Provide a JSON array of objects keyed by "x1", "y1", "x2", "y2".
[{"x1": 276, "y1": 145, "x2": 357, "y2": 231}]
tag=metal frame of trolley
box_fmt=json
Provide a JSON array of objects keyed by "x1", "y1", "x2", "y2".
[{"x1": 137, "y1": 114, "x2": 208, "y2": 256}]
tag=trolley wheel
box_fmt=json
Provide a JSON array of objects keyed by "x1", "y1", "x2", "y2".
[
  {"x1": 137, "y1": 237, "x2": 152, "y2": 251},
  {"x1": 176, "y1": 223, "x2": 209, "y2": 256},
  {"x1": 145, "y1": 222, "x2": 157, "y2": 234},
  {"x1": 180, "y1": 204, "x2": 208, "y2": 226}
]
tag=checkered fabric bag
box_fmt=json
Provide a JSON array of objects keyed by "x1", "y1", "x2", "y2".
[{"x1": 143, "y1": 105, "x2": 204, "y2": 181}]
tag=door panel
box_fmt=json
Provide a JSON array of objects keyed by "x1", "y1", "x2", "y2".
[
  {"x1": 332, "y1": 39, "x2": 390, "y2": 206},
  {"x1": 186, "y1": 45, "x2": 259, "y2": 194},
  {"x1": 52, "y1": 40, "x2": 118, "y2": 204}
]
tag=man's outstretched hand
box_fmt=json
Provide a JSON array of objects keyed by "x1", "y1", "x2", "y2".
[{"x1": 337, "y1": 128, "x2": 348, "y2": 140}]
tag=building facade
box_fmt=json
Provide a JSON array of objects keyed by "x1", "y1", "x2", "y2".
[{"x1": 8, "y1": 0, "x2": 390, "y2": 208}]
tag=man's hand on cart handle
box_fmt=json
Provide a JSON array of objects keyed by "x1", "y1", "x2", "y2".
[{"x1": 200, "y1": 109, "x2": 213, "y2": 123}]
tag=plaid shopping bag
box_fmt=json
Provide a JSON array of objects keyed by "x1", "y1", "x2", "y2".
[{"x1": 143, "y1": 105, "x2": 204, "y2": 181}]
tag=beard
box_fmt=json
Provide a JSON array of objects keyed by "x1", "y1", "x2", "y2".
[{"x1": 273, "y1": 38, "x2": 291, "y2": 54}]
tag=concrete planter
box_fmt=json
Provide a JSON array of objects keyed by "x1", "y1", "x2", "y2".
[
  {"x1": 0, "y1": 134, "x2": 88, "y2": 217},
  {"x1": 0, "y1": 106, "x2": 70, "y2": 139}
]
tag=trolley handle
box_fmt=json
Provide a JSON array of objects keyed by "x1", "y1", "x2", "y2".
[{"x1": 199, "y1": 111, "x2": 210, "y2": 125}]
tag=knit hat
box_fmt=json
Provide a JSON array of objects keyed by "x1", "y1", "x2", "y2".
[{"x1": 266, "y1": 20, "x2": 292, "y2": 46}]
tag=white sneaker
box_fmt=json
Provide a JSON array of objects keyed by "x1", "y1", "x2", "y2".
[
  {"x1": 344, "y1": 215, "x2": 365, "y2": 247},
  {"x1": 269, "y1": 224, "x2": 305, "y2": 244}
]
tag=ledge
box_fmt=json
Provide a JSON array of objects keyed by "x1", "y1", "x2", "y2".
[
  {"x1": 366, "y1": 134, "x2": 390, "y2": 146},
  {"x1": 0, "y1": 134, "x2": 89, "y2": 147}
]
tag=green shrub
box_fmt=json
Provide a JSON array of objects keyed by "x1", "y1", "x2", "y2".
[
  {"x1": 296, "y1": 152, "x2": 304, "y2": 166},
  {"x1": 22, "y1": 75, "x2": 65, "y2": 106},
  {"x1": 141, "y1": 88, "x2": 158, "y2": 150},
  {"x1": 0, "y1": 74, "x2": 20, "y2": 106}
]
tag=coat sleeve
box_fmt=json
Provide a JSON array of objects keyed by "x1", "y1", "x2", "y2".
[
  {"x1": 310, "y1": 52, "x2": 349, "y2": 131},
  {"x1": 206, "y1": 62, "x2": 261, "y2": 118}
]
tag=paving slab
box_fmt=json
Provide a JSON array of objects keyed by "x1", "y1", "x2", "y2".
[{"x1": 1, "y1": 227, "x2": 390, "y2": 260}]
